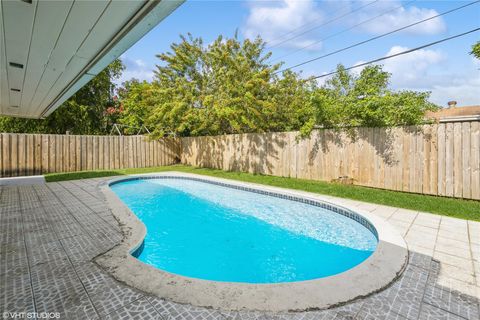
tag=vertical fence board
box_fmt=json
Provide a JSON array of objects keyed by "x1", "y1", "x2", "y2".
[
  {"x1": 126, "y1": 136, "x2": 132, "y2": 168},
  {"x1": 113, "y1": 137, "x2": 119, "y2": 169},
  {"x1": 402, "y1": 128, "x2": 410, "y2": 192},
  {"x1": 41, "y1": 135, "x2": 49, "y2": 174},
  {"x1": 369, "y1": 128, "x2": 376, "y2": 187},
  {"x1": 56, "y1": 135, "x2": 62, "y2": 173},
  {"x1": 108, "y1": 135, "x2": 112, "y2": 169},
  {"x1": 34, "y1": 135, "x2": 41, "y2": 175},
  {"x1": 4, "y1": 134, "x2": 12, "y2": 176},
  {"x1": 414, "y1": 126, "x2": 422, "y2": 192},
  {"x1": 10, "y1": 134, "x2": 18, "y2": 177},
  {"x1": 26, "y1": 135, "x2": 34, "y2": 176},
  {"x1": 461, "y1": 122, "x2": 472, "y2": 199},
  {"x1": 71, "y1": 136, "x2": 77, "y2": 172},
  {"x1": 86, "y1": 136, "x2": 92, "y2": 171},
  {"x1": 437, "y1": 124, "x2": 446, "y2": 196},
  {"x1": 92, "y1": 136, "x2": 98, "y2": 170},
  {"x1": 462, "y1": 122, "x2": 471, "y2": 199},
  {"x1": 428, "y1": 125, "x2": 438, "y2": 195},
  {"x1": 453, "y1": 122, "x2": 463, "y2": 198},
  {"x1": 138, "y1": 136, "x2": 145, "y2": 168},
  {"x1": 49, "y1": 135, "x2": 56, "y2": 174},
  {"x1": 160, "y1": 139, "x2": 165, "y2": 167},
  {"x1": 149, "y1": 137, "x2": 153, "y2": 167},
  {"x1": 445, "y1": 123, "x2": 454, "y2": 197},
  {"x1": 471, "y1": 121, "x2": 480, "y2": 200},
  {"x1": 63, "y1": 135, "x2": 69, "y2": 173},
  {"x1": 75, "y1": 135, "x2": 80, "y2": 171},
  {"x1": 100, "y1": 136, "x2": 106, "y2": 170},
  {"x1": 2, "y1": 134, "x2": 9, "y2": 176},
  {"x1": 17, "y1": 134, "x2": 25, "y2": 177}
]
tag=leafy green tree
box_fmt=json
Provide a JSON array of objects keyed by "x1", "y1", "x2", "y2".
[
  {"x1": 300, "y1": 64, "x2": 438, "y2": 136},
  {"x1": 146, "y1": 34, "x2": 295, "y2": 137},
  {"x1": 136, "y1": 35, "x2": 437, "y2": 139},
  {"x1": 267, "y1": 70, "x2": 314, "y2": 133},
  {"x1": 471, "y1": 41, "x2": 480, "y2": 59},
  {"x1": 116, "y1": 79, "x2": 156, "y2": 134},
  {"x1": 0, "y1": 59, "x2": 124, "y2": 134}
]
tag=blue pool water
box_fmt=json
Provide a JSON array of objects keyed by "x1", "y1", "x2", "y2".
[{"x1": 111, "y1": 178, "x2": 377, "y2": 283}]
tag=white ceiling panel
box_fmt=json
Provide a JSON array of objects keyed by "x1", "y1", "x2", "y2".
[
  {"x1": 38, "y1": 1, "x2": 147, "y2": 116},
  {"x1": 88, "y1": 0, "x2": 183, "y2": 75},
  {"x1": 29, "y1": 0, "x2": 110, "y2": 114},
  {"x1": 2, "y1": 0, "x2": 36, "y2": 110},
  {"x1": 20, "y1": 0, "x2": 74, "y2": 114},
  {"x1": 0, "y1": 0, "x2": 184, "y2": 118},
  {"x1": 76, "y1": 0, "x2": 146, "y2": 60},
  {"x1": 36, "y1": 55, "x2": 89, "y2": 113}
]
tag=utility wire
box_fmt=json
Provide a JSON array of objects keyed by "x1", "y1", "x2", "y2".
[
  {"x1": 276, "y1": 0, "x2": 480, "y2": 74},
  {"x1": 267, "y1": 0, "x2": 379, "y2": 49},
  {"x1": 304, "y1": 27, "x2": 480, "y2": 81},
  {"x1": 271, "y1": 0, "x2": 416, "y2": 62},
  {"x1": 265, "y1": 0, "x2": 378, "y2": 47}
]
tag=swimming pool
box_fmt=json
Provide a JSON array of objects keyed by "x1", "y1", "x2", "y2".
[
  {"x1": 110, "y1": 177, "x2": 378, "y2": 283},
  {"x1": 100, "y1": 173, "x2": 407, "y2": 311}
]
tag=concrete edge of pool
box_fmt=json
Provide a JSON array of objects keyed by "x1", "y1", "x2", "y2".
[{"x1": 95, "y1": 172, "x2": 409, "y2": 312}]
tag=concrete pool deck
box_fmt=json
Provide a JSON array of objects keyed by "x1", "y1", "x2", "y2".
[{"x1": 1, "y1": 175, "x2": 479, "y2": 319}]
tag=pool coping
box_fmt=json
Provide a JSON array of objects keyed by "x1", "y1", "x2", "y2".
[{"x1": 96, "y1": 172, "x2": 408, "y2": 312}]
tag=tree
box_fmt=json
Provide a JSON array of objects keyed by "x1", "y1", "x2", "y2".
[
  {"x1": 299, "y1": 64, "x2": 438, "y2": 136},
  {"x1": 145, "y1": 34, "x2": 303, "y2": 137},
  {"x1": 0, "y1": 59, "x2": 125, "y2": 134},
  {"x1": 133, "y1": 35, "x2": 438, "y2": 139},
  {"x1": 116, "y1": 79, "x2": 156, "y2": 134},
  {"x1": 471, "y1": 41, "x2": 480, "y2": 59}
]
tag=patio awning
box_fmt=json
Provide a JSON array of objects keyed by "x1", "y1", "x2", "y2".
[{"x1": 0, "y1": 0, "x2": 183, "y2": 119}]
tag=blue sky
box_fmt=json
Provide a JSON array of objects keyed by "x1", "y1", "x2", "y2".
[{"x1": 120, "y1": 0, "x2": 480, "y2": 107}]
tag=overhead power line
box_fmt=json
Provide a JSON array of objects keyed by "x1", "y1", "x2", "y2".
[
  {"x1": 265, "y1": 0, "x2": 379, "y2": 47},
  {"x1": 276, "y1": 0, "x2": 480, "y2": 74},
  {"x1": 267, "y1": 0, "x2": 379, "y2": 49},
  {"x1": 305, "y1": 27, "x2": 480, "y2": 81},
  {"x1": 271, "y1": 0, "x2": 416, "y2": 62}
]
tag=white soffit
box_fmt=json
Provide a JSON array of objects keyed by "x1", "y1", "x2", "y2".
[{"x1": 0, "y1": 0, "x2": 183, "y2": 118}]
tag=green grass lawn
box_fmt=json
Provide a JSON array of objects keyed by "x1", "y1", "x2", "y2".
[{"x1": 45, "y1": 165, "x2": 480, "y2": 221}]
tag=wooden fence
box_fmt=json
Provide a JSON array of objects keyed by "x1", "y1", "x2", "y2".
[
  {"x1": 0, "y1": 133, "x2": 181, "y2": 177},
  {"x1": 2, "y1": 122, "x2": 480, "y2": 200},
  {"x1": 181, "y1": 121, "x2": 480, "y2": 200}
]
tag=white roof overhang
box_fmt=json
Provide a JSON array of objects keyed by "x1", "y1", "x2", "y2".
[{"x1": 0, "y1": 0, "x2": 183, "y2": 118}]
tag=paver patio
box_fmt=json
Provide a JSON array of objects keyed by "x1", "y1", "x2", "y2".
[{"x1": 1, "y1": 177, "x2": 479, "y2": 319}]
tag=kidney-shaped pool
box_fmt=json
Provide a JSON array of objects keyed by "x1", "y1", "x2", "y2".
[{"x1": 110, "y1": 177, "x2": 378, "y2": 284}]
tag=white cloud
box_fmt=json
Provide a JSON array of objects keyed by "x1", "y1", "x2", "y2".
[
  {"x1": 429, "y1": 77, "x2": 480, "y2": 107},
  {"x1": 382, "y1": 46, "x2": 445, "y2": 87},
  {"x1": 427, "y1": 58, "x2": 480, "y2": 106},
  {"x1": 134, "y1": 59, "x2": 146, "y2": 68},
  {"x1": 357, "y1": 46, "x2": 480, "y2": 107},
  {"x1": 119, "y1": 70, "x2": 154, "y2": 83},
  {"x1": 351, "y1": 60, "x2": 368, "y2": 76},
  {"x1": 351, "y1": 0, "x2": 446, "y2": 35},
  {"x1": 117, "y1": 56, "x2": 154, "y2": 84},
  {"x1": 242, "y1": 0, "x2": 446, "y2": 52},
  {"x1": 350, "y1": 46, "x2": 444, "y2": 83},
  {"x1": 243, "y1": 0, "x2": 323, "y2": 49}
]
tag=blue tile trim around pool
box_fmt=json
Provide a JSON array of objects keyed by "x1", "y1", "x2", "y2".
[{"x1": 109, "y1": 176, "x2": 379, "y2": 240}]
